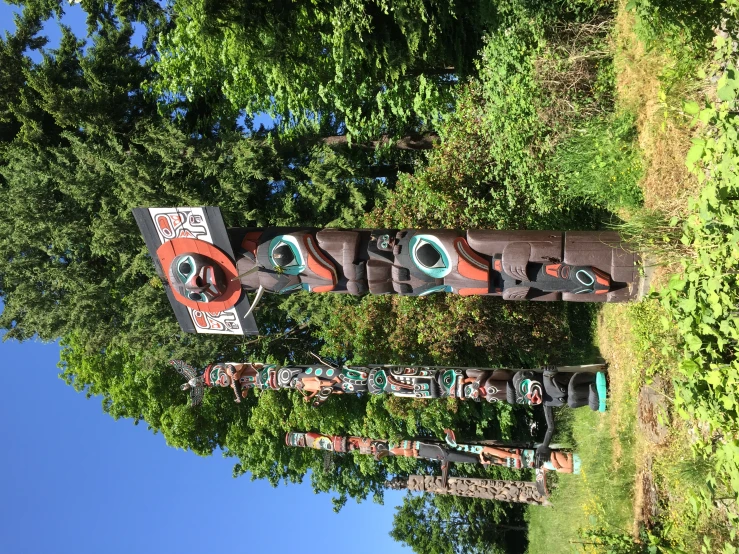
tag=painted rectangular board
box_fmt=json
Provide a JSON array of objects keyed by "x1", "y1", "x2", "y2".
[{"x1": 132, "y1": 207, "x2": 258, "y2": 335}]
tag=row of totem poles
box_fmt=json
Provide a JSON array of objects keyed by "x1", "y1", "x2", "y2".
[{"x1": 134, "y1": 206, "x2": 644, "y2": 505}]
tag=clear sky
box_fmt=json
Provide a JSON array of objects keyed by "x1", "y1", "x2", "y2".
[{"x1": 0, "y1": 3, "x2": 406, "y2": 553}]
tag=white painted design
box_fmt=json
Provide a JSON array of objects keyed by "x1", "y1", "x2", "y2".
[
  {"x1": 148, "y1": 207, "x2": 213, "y2": 244},
  {"x1": 147, "y1": 207, "x2": 242, "y2": 334}
]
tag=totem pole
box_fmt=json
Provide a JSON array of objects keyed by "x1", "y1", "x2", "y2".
[
  {"x1": 133, "y1": 206, "x2": 641, "y2": 336},
  {"x1": 285, "y1": 430, "x2": 581, "y2": 474},
  {"x1": 386, "y1": 475, "x2": 551, "y2": 507},
  {"x1": 285, "y1": 430, "x2": 563, "y2": 506},
  {"x1": 170, "y1": 360, "x2": 608, "y2": 412}
]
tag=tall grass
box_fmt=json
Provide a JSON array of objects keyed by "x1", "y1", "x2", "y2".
[{"x1": 553, "y1": 112, "x2": 644, "y2": 212}]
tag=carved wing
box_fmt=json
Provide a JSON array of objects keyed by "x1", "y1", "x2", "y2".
[
  {"x1": 168, "y1": 360, "x2": 204, "y2": 407},
  {"x1": 170, "y1": 359, "x2": 197, "y2": 381},
  {"x1": 501, "y1": 242, "x2": 532, "y2": 282}
]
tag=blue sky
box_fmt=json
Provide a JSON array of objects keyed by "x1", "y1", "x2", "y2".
[{"x1": 0, "y1": 3, "x2": 405, "y2": 552}]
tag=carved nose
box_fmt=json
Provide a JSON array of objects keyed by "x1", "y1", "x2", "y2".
[{"x1": 187, "y1": 266, "x2": 211, "y2": 291}]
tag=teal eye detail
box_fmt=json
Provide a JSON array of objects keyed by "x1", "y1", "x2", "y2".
[
  {"x1": 187, "y1": 291, "x2": 206, "y2": 302},
  {"x1": 268, "y1": 236, "x2": 305, "y2": 275},
  {"x1": 419, "y1": 284, "x2": 452, "y2": 296},
  {"x1": 576, "y1": 270, "x2": 595, "y2": 286},
  {"x1": 409, "y1": 235, "x2": 451, "y2": 278},
  {"x1": 177, "y1": 255, "x2": 196, "y2": 282}
]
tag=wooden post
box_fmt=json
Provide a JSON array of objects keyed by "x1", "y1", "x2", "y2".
[{"x1": 386, "y1": 475, "x2": 552, "y2": 507}]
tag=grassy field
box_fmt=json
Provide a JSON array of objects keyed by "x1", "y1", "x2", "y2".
[
  {"x1": 525, "y1": 0, "x2": 739, "y2": 552},
  {"x1": 527, "y1": 406, "x2": 637, "y2": 553}
]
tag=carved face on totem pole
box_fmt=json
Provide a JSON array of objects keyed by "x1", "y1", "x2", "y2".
[
  {"x1": 204, "y1": 363, "x2": 233, "y2": 388},
  {"x1": 285, "y1": 432, "x2": 348, "y2": 452},
  {"x1": 169, "y1": 253, "x2": 228, "y2": 303},
  {"x1": 133, "y1": 208, "x2": 259, "y2": 335},
  {"x1": 134, "y1": 206, "x2": 640, "y2": 335}
]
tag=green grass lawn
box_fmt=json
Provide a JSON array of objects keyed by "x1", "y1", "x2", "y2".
[{"x1": 527, "y1": 407, "x2": 636, "y2": 554}]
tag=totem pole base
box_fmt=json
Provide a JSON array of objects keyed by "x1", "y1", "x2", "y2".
[{"x1": 387, "y1": 476, "x2": 551, "y2": 507}]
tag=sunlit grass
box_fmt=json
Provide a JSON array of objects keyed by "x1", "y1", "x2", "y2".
[{"x1": 527, "y1": 406, "x2": 636, "y2": 554}]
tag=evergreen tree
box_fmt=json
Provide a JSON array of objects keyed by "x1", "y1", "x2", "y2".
[
  {"x1": 390, "y1": 493, "x2": 528, "y2": 554},
  {"x1": 154, "y1": 0, "x2": 493, "y2": 140}
]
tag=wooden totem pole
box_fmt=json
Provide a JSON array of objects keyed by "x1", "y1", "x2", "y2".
[
  {"x1": 386, "y1": 475, "x2": 551, "y2": 507},
  {"x1": 285, "y1": 430, "x2": 564, "y2": 506},
  {"x1": 133, "y1": 206, "x2": 642, "y2": 336},
  {"x1": 171, "y1": 360, "x2": 609, "y2": 412},
  {"x1": 284, "y1": 430, "x2": 580, "y2": 474}
]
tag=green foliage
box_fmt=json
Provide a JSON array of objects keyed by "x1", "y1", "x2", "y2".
[
  {"x1": 625, "y1": 0, "x2": 727, "y2": 106},
  {"x1": 390, "y1": 493, "x2": 524, "y2": 554},
  {"x1": 611, "y1": 5, "x2": 739, "y2": 549},
  {"x1": 653, "y1": 55, "x2": 739, "y2": 522},
  {"x1": 626, "y1": 0, "x2": 725, "y2": 58},
  {"x1": 153, "y1": 0, "x2": 491, "y2": 140},
  {"x1": 553, "y1": 112, "x2": 644, "y2": 211},
  {"x1": 578, "y1": 527, "x2": 679, "y2": 554}
]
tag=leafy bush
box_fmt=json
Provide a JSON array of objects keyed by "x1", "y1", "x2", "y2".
[
  {"x1": 627, "y1": 0, "x2": 725, "y2": 56},
  {"x1": 645, "y1": 33, "x2": 739, "y2": 540}
]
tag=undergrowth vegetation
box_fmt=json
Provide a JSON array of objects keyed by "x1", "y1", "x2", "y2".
[
  {"x1": 553, "y1": 112, "x2": 644, "y2": 212},
  {"x1": 526, "y1": 0, "x2": 739, "y2": 552}
]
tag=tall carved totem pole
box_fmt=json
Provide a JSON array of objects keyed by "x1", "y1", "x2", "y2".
[
  {"x1": 170, "y1": 359, "x2": 608, "y2": 412},
  {"x1": 133, "y1": 206, "x2": 641, "y2": 336},
  {"x1": 285, "y1": 430, "x2": 580, "y2": 474},
  {"x1": 285, "y1": 430, "x2": 569, "y2": 505}
]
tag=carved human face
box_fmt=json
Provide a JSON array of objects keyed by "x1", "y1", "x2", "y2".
[
  {"x1": 207, "y1": 364, "x2": 232, "y2": 388},
  {"x1": 519, "y1": 378, "x2": 543, "y2": 405},
  {"x1": 169, "y1": 253, "x2": 227, "y2": 302}
]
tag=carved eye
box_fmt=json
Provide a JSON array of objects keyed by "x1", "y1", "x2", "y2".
[
  {"x1": 176, "y1": 256, "x2": 196, "y2": 281},
  {"x1": 272, "y1": 242, "x2": 297, "y2": 267},
  {"x1": 268, "y1": 236, "x2": 305, "y2": 275},
  {"x1": 188, "y1": 292, "x2": 206, "y2": 302},
  {"x1": 410, "y1": 235, "x2": 451, "y2": 278},
  {"x1": 576, "y1": 270, "x2": 595, "y2": 286},
  {"x1": 415, "y1": 242, "x2": 445, "y2": 269}
]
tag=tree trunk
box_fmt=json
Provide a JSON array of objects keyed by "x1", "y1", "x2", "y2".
[
  {"x1": 368, "y1": 164, "x2": 415, "y2": 179},
  {"x1": 320, "y1": 133, "x2": 439, "y2": 151}
]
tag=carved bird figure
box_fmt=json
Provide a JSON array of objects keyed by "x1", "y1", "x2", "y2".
[{"x1": 169, "y1": 359, "x2": 205, "y2": 407}]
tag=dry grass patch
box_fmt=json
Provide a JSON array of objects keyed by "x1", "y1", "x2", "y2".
[
  {"x1": 596, "y1": 304, "x2": 646, "y2": 536},
  {"x1": 614, "y1": 3, "x2": 702, "y2": 217}
]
